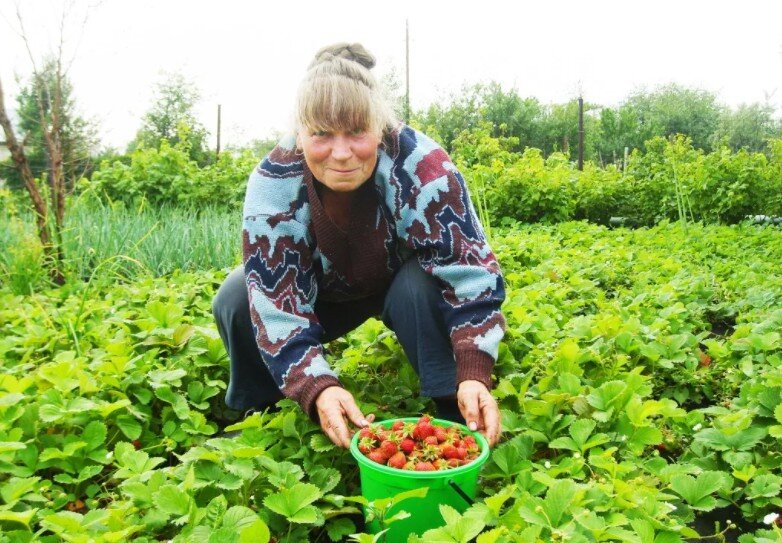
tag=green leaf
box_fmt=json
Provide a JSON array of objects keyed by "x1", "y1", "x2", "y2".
[
  {"x1": 0, "y1": 509, "x2": 37, "y2": 528},
  {"x1": 0, "y1": 477, "x2": 40, "y2": 505},
  {"x1": 694, "y1": 427, "x2": 767, "y2": 451},
  {"x1": 82, "y1": 421, "x2": 107, "y2": 450},
  {"x1": 203, "y1": 494, "x2": 228, "y2": 528},
  {"x1": 310, "y1": 433, "x2": 335, "y2": 452},
  {"x1": 115, "y1": 415, "x2": 142, "y2": 440},
  {"x1": 746, "y1": 474, "x2": 782, "y2": 499},
  {"x1": 544, "y1": 479, "x2": 576, "y2": 527},
  {"x1": 326, "y1": 517, "x2": 355, "y2": 542},
  {"x1": 670, "y1": 471, "x2": 729, "y2": 511},
  {"x1": 222, "y1": 506, "x2": 258, "y2": 529},
  {"x1": 153, "y1": 485, "x2": 192, "y2": 517},
  {"x1": 263, "y1": 483, "x2": 322, "y2": 520},
  {"x1": 239, "y1": 518, "x2": 270, "y2": 543}
]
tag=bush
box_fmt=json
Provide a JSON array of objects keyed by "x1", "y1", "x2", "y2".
[{"x1": 86, "y1": 138, "x2": 259, "y2": 209}]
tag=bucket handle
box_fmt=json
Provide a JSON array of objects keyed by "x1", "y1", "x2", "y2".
[{"x1": 447, "y1": 479, "x2": 475, "y2": 507}]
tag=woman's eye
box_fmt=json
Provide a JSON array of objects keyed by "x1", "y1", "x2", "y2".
[
  {"x1": 350, "y1": 128, "x2": 366, "y2": 136},
  {"x1": 312, "y1": 130, "x2": 329, "y2": 137}
]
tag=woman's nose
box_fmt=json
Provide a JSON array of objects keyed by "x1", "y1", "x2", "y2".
[{"x1": 331, "y1": 135, "x2": 353, "y2": 160}]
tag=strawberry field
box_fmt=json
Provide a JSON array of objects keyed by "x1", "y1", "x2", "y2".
[{"x1": 1, "y1": 221, "x2": 782, "y2": 542}]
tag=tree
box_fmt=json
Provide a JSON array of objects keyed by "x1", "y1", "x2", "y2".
[
  {"x1": 622, "y1": 85, "x2": 723, "y2": 152},
  {"x1": 130, "y1": 73, "x2": 210, "y2": 164},
  {"x1": 712, "y1": 102, "x2": 782, "y2": 153},
  {"x1": 5, "y1": 58, "x2": 98, "y2": 192}
]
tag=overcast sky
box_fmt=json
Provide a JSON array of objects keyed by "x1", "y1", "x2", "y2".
[{"x1": 2, "y1": 0, "x2": 781, "y2": 151}]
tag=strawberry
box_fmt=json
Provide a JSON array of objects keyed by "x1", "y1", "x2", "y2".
[
  {"x1": 424, "y1": 435, "x2": 439, "y2": 446},
  {"x1": 387, "y1": 451, "x2": 406, "y2": 469},
  {"x1": 455, "y1": 446, "x2": 467, "y2": 460},
  {"x1": 367, "y1": 449, "x2": 388, "y2": 465},
  {"x1": 380, "y1": 440, "x2": 398, "y2": 458},
  {"x1": 415, "y1": 461, "x2": 435, "y2": 471},
  {"x1": 463, "y1": 435, "x2": 477, "y2": 447},
  {"x1": 413, "y1": 421, "x2": 435, "y2": 440},
  {"x1": 359, "y1": 427, "x2": 376, "y2": 441},
  {"x1": 434, "y1": 426, "x2": 449, "y2": 443},
  {"x1": 391, "y1": 420, "x2": 405, "y2": 431},
  {"x1": 358, "y1": 437, "x2": 375, "y2": 455},
  {"x1": 400, "y1": 438, "x2": 415, "y2": 455},
  {"x1": 132, "y1": 439, "x2": 142, "y2": 450},
  {"x1": 440, "y1": 444, "x2": 458, "y2": 459},
  {"x1": 447, "y1": 458, "x2": 462, "y2": 468}
]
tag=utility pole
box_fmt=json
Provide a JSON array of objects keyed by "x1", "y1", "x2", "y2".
[
  {"x1": 577, "y1": 96, "x2": 584, "y2": 171},
  {"x1": 405, "y1": 19, "x2": 410, "y2": 124},
  {"x1": 216, "y1": 104, "x2": 222, "y2": 157}
]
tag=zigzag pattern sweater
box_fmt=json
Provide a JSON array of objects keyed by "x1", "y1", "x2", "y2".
[{"x1": 242, "y1": 123, "x2": 506, "y2": 418}]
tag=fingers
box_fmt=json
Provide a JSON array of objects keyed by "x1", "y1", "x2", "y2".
[
  {"x1": 343, "y1": 396, "x2": 370, "y2": 429},
  {"x1": 458, "y1": 390, "x2": 481, "y2": 433},
  {"x1": 315, "y1": 387, "x2": 373, "y2": 448},
  {"x1": 480, "y1": 391, "x2": 501, "y2": 447},
  {"x1": 458, "y1": 380, "x2": 502, "y2": 448},
  {"x1": 321, "y1": 409, "x2": 351, "y2": 448}
]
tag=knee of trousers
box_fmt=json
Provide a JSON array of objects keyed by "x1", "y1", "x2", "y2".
[
  {"x1": 212, "y1": 266, "x2": 249, "y2": 328},
  {"x1": 382, "y1": 258, "x2": 444, "y2": 323}
]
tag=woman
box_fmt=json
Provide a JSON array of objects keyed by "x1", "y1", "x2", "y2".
[{"x1": 212, "y1": 43, "x2": 505, "y2": 448}]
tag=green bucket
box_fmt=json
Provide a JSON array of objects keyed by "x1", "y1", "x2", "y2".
[{"x1": 349, "y1": 417, "x2": 489, "y2": 542}]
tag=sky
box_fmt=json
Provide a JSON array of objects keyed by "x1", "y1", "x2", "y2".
[{"x1": 2, "y1": 0, "x2": 781, "y2": 151}]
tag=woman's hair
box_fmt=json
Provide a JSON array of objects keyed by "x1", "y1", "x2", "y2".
[{"x1": 295, "y1": 42, "x2": 397, "y2": 138}]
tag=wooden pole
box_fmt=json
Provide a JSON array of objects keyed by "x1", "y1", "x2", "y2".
[
  {"x1": 405, "y1": 19, "x2": 410, "y2": 124},
  {"x1": 216, "y1": 104, "x2": 222, "y2": 157},
  {"x1": 577, "y1": 96, "x2": 584, "y2": 171}
]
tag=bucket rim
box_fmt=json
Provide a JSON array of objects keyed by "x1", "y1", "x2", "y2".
[{"x1": 349, "y1": 416, "x2": 490, "y2": 479}]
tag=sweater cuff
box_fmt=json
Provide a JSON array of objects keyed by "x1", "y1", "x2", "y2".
[
  {"x1": 296, "y1": 375, "x2": 344, "y2": 422},
  {"x1": 454, "y1": 350, "x2": 495, "y2": 390}
]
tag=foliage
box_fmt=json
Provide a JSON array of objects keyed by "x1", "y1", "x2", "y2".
[
  {"x1": 0, "y1": 58, "x2": 99, "y2": 191},
  {"x1": 452, "y1": 128, "x2": 782, "y2": 226},
  {"x1": 87, "y1": 136, "x2": 258, "y2": 209},
  {"x1": 2, "y1": 221, "x2": 782, "y2": 541},
  {"x1": 128, "y1": 73, "x2": 210, "y2": 165}
]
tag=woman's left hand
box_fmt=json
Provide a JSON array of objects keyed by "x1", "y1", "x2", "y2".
[{"x1": 457, "y1": 380, "x2": 501, "y2": 447}]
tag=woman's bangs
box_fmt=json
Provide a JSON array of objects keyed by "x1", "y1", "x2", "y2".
[{"x1": 301, "y1": 78, "x2": 374, "y2": 134}]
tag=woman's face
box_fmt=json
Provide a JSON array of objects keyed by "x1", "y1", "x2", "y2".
[{"x1": 297, "y1": 129, "x2": 381, "y2": 192}]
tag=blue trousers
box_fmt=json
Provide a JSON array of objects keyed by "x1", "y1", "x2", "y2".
[{"x1": 211, "y1": 258, "x2": 461, "y2": 417}]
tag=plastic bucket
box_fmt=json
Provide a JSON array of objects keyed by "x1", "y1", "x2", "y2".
[{"x1": 349, "y1": 417, "x2": 489, "y2": 542}]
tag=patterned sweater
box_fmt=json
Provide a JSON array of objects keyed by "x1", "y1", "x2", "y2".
[{"x1": 242, "y1": 123, "x2": 506, "y2": 418}]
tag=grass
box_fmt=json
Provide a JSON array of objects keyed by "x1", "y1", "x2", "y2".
[{"x1": 0, "y1": 193, "x2": 242, "y2": 293}]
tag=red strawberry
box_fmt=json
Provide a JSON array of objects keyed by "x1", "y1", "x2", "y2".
[
  {"x1": 440, "y1": 444, "x2": 458, "y2": 459},
  {"x1": 359, "y1": 427, "x2": 376, "y2": 441},
  {"x1": 391, "y1": 420, "x2": 405, "y2": 431},
  {"x1": 132, "y1": 440, "x2": 142, "y2": 450},
  {"x1": 368, "y1": 449, "x2": 388, "y2": 464},
  {"x1": 387, "y1": 452, "x2": 406, "y2": 469},
  {"x1": 434, "y1": 426, "x2": 449, "y2": 443},
  {"x1": 455, "y1": 446, "x2": 467, "y2": 460},
  {"x1": 414, "y1": 422, "x2": 435, "y2": 440},
  {"x1": 424, "y1": 435, "x2": 439, "y2": 446},
  {"x1": 463, "y1": 435, "x2": 477, "y2": 447},
  {"x1": 447, "y1": 458, "x2": 461, "y2": 468},
  {"x1": 400, "y1": 438, "x2": 415, "y2": 455},
  {"x1": 415, "y1": 461, "x2": 435, "y2": 471},
  {"x1": 380, "y1": 440, "x2": 398, "y2": 458},
  {"x1": 358, "y1": 437, "x2": 375, "y2": 455}
]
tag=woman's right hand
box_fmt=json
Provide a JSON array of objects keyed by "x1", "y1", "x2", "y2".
[{"x1": 315, "y1": 386, "x2": 374, "y2": 448}]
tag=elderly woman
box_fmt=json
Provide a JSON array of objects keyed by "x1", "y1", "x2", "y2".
[{"x1": 212, "y1": 43, "x2": 505, "y2": 448}]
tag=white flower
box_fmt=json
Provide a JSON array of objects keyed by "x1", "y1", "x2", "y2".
[
  {"x1": 573, "y1": 452, "x2": 581, "y2": 459},
  {"x1": 544, "y1": 461, "x2": 551, "y2": 469},
  {"x1": 621, "y1": 435, "x2": 627, "y2": 442},
  {"x1": 763, "y1": 512, "x2": 780, "y2": 525},
  {"x1": 665, "y1": 503, "x2": 677, "y2": 511},
  {"x1": 692, "y1": 423, "x2": 703, "y2": 431}
]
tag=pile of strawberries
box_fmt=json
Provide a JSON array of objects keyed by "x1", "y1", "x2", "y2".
[{"x1": 356, "y1": 415, "x2": 480, "y2": 471}]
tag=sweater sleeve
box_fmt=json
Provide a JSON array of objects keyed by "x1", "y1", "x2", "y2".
[
  {"x1": 242, "y1": 162, "x2": 341, "y2": 419},
  {"x1": 396, "y1": 133, "x2": 506, "y2": 389}
]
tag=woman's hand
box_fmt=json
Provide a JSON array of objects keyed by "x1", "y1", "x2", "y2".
[
  {"x1": 457, "y1": 380, "x2": 501, "y2": 447},
  {"x1": 315, "y1": 386, "x2": 374, "y2": 448}
]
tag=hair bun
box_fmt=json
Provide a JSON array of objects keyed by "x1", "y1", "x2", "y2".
[{"x1": 310, "y1": 42, "x2": 376, "y2": 70}]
